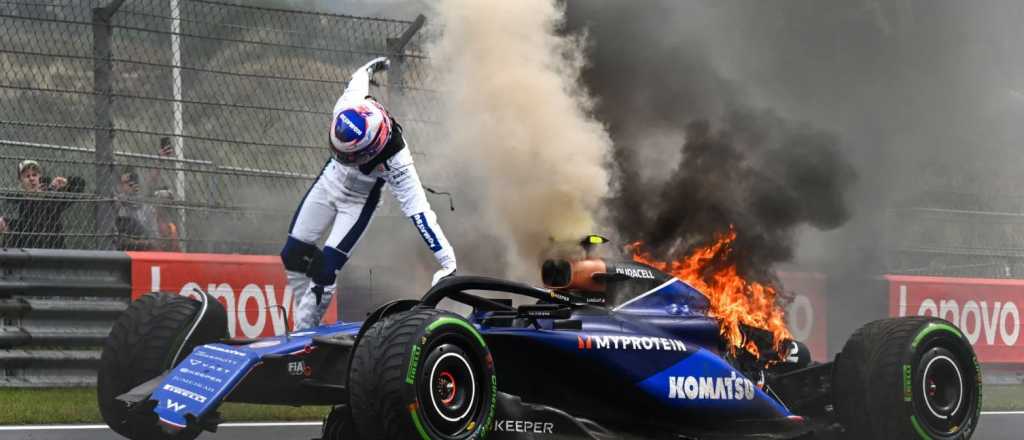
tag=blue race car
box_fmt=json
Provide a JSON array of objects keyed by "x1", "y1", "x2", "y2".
[{"x1": 98, "y1": 236, "x2": 982, "y2": 440}]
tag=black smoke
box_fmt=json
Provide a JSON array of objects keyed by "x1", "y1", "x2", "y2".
[
  {"x1": 563, "y1": 0, "x2": 858, "y2": 281},
  {"x1": 618, "y1": 112, "x2": 856, "y2": 281}
]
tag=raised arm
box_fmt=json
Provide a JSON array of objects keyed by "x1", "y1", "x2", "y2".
[{"x1": 333, "y1": 57, "x2": 390, "y2": 115}]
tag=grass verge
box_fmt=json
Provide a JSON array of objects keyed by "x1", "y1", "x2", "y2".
[
  {"x1": 0, "y1": 388, "x2": 331, "y2": 425},
  {"x1": 983, "y1": 384, "x2": 1024, "y2": 411}
]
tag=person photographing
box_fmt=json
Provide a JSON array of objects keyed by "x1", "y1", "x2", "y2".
[{"x1": 0, "y1": 159, "x2": 85, "y2": 249}]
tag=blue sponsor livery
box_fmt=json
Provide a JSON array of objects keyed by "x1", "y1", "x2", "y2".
[
  {"x1": 151, "y1": 323, "x2": 362, "y2": 429},
  {"x1": 412, "y1": 212, "x2": 442, "y2": 252},
  {"x1": 335, "y1": 109, "x2": 367, "y2": 143}
]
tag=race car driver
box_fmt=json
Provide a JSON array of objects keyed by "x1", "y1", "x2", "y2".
[{"x1": 281, "y1": 57, "x2": 457, "y2": 330}]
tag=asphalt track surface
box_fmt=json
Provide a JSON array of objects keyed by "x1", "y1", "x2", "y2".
[{"x1": 0, "y1": 414, "x2": 1021, "y2": 440}]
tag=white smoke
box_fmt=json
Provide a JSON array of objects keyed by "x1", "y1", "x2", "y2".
[{"x1": 426, "y1": 0, "x2": 613, "y2": 277}]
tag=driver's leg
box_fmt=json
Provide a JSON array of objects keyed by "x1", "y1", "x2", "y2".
[
  {"x1": 283, "y1": 171, "x2": 334, "y2": 331},
  {"x1": 294, "y1": 178, "x2": 384, "y2": 330}
]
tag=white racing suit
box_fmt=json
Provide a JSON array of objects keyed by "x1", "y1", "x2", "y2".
[{"x1": 282, "y1": 62, "x2": 456, "y2": 331}]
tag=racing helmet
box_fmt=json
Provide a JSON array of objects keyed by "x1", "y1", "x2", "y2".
[{"x1": 329, "y1": 98, "x2": 393, "y2": 165}]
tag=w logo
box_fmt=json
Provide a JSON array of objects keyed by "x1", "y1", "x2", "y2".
[
  {"x1": 577, "y1": 335, "x2": 593, "y2": 350},
  {"x1": 166, "y1": 400, "x2": 186, "y2": 413}
]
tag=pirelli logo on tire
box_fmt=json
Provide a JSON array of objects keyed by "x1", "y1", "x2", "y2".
[
  {"x1": 405, "y1": 345, "x2": 422, "y2": 385},
  {"x1": 903, "y1": 364, "x2": 913, "y2": 402}
]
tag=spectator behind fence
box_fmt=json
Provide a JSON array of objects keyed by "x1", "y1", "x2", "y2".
[
  {"x1": 115, "y1": 138, "x2": 177, "y2": 251},
  {"x1": 0, "y1": 159, "x2": 86, "y2": 249},
  {"x1": 153, "y1": 188, "x2": 181, "y2": 252},
  {"x1": 115, "y1": 167, "x2": 156, "y2": 250}
]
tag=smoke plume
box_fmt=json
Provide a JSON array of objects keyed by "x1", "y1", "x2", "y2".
[
  {"x1": 426, "y1": 0, "x2": 613, "y2": 276},
  {"x1": 613, "y1": 113, "x2": 856, "y2": 281},
  {"x1": 564, "y1": 1, "x2": 858, "y2": 281}
]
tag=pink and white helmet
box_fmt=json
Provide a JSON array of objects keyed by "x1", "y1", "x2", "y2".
[{"x1": 329, "y1": 98, "x2": 393, "y2": 165}]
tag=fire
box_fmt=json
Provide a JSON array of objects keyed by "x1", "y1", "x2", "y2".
[{"x1": 629, "y1": 227, "x2": 791, "y2": 359}]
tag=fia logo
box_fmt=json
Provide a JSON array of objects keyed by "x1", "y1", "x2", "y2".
[{"x1": 288, "y1": 361, "x2": 311, "y2": 377}]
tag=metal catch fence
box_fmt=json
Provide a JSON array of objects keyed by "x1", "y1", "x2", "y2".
[
  {"x1": 0, "y1": 0, "x2": 439, "y2": 255},
  {"x1": 885, "y1": 192, "x2": 1024, "y2": 278}
]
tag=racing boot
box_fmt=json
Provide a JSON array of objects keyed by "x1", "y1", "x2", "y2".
[
  {"x1": 293, "y1": 282, "x2": 336, "y2": 331},
  {"x1": 285, "y1": 270, "x2": 312, "y2": 306}
]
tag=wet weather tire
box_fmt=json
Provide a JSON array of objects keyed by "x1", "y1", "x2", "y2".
[
  {"x1": 834, "y1": 317, "x2": 982, "y2": 440},
  {"x1": 320, "y1": 405, "x2": 359, "y2": 440},
  {"x1": 349, "y1": 308, "x2": 497, "y2": 440},
  {"x1": 97, "y1": 292, "x2": 228, "y2": 440}
]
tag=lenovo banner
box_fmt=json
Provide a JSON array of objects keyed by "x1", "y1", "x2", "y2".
[
  {"x1": 778, "y1": 271, "x2": 828, "y2": 362},
  {"x1": 128, "y1": 252, "x2": 337, "y2": 338},
  {"x1": 888, "y1": 275, "x2": 1023, "y2": 364}
]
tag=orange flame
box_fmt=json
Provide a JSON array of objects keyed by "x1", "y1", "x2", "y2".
[{"x1": 628, "y1": 227, "x2": 791, "y2": 359}]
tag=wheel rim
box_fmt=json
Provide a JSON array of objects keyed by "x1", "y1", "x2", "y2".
[
  {"x1": 915, "y1": 345, "x2": 974, "y2": 434},
  {"x1": 921, "y1": 355, "x2": 963, "y2": 420},
  {"x1": 418, "y1": 340, "x2": 483, "y2": 437},
  {"x1": 428, "y1": 351, "x2": 475, "y2": 422}
]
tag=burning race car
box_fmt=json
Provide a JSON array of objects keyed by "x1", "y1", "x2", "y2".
[{"x1": 97, "y1": 236, "x2": 981, "y2": 439}]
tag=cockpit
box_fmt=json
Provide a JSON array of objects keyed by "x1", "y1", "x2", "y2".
[{"x1": 540, "y1": 234, "x2": 680, "y2": 309}]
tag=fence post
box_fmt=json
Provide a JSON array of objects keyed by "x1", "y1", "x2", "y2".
[
  {"x1": 92, "y1": 1, "x2": 125, "y2": 250},
  {"x1": 170, "y1": 0, "x2": 188, "y2": 251},
  {"x1": 386, "y1": 14, "x2": 426, "y2": 115}
]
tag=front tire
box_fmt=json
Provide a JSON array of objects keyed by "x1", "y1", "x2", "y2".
[
  {"x1": 97, "y1": 292, "x2": 228, "y2": 440},
  {"x1": 348, "y1": 308, "x2": 497, "y2": 440},
  {"x1": 834, "y1": 317, "x2": 982, "y2": 440},
  {"x1": 320, "y1": 405, "x2": 359, "y2": 440}
]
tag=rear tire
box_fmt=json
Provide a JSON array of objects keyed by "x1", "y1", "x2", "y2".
[
  {"x1": 349, "y1": 308, "x2": 497, "y2": 440},
  {"x1": 97, "y1": 292, "x2": 228, "y2": 440},
  {"x1": 834, "y1": 317, "x2": 981, "y2": 440}
]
